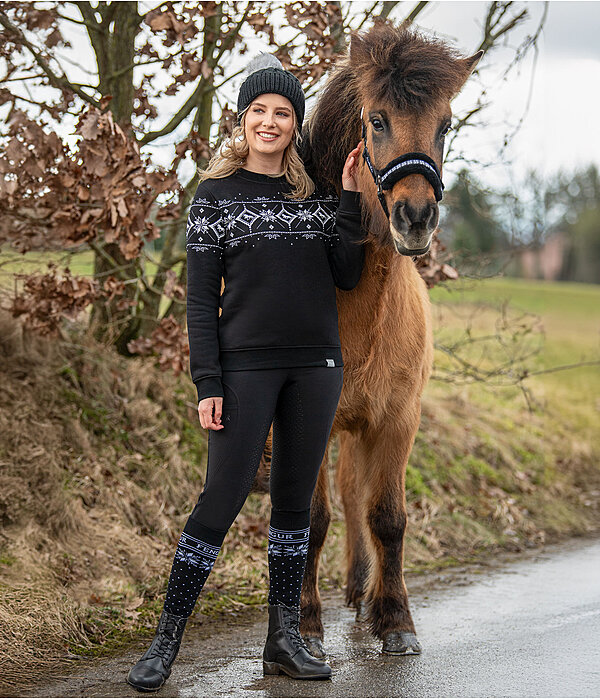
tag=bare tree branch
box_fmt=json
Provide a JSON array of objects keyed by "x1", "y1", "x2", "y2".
[
  {"x1": 378, "y1": 1, "x2": 403, "y2": 21},
  {"x1": 139, "y1": 79, "x2": 209, "y2": 145},
  {"x1": 354, "y1": 1, "x2": 380, "y2": 30},
  {"x1": 56, "y1": 9, "x2": 104, "y2": 34},
  {"x1": 214, "y1": 1, "x2": 252, "y2": 64},
  {"x1": 0, "y1": 10, "x2": 102, "y2": 108},
  {"x1": 477, "y1": 1, "x2": 528, "y2": 54},
  {"x1": 403, "y1": 1, "x2": 428, "y2": 24}
]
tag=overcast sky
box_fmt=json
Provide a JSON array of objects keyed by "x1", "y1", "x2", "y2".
[{"x1": 413, "y1": 1, "x2": 600, "y2": 187}]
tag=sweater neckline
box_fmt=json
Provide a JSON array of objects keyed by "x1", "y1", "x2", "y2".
[{"x1": 237, "y1": 167, "x2": 288, "y2": 184}]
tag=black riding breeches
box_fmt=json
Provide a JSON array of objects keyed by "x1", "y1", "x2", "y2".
[
  {"x1": 162, "y1": 364, "x2": 343, "y2": 616},
  {"x1": 189, "y1": 364, "x2": 344, "y2": 533}
]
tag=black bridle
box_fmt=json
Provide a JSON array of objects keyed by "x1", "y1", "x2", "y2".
[{"x1": 360, "y1": 107, "x2": 445, "y2": 219}]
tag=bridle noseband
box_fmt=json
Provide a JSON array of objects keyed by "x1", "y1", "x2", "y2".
[{"x1": 360, "y1": 107, "x2": 445, "y2": 219}]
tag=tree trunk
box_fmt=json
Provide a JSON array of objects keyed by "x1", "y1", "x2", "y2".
[{"x1": 82, "y1": 1, "x2": 143, "y2": 352}]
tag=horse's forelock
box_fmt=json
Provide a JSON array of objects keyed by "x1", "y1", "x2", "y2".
[{"x1": 351, "y1": 21, "x2": 470, "y2": 111}]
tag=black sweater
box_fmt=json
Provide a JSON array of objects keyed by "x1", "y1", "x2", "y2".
[{"x1": 185, "y1": 167, "x2": 365, "y2": 403}]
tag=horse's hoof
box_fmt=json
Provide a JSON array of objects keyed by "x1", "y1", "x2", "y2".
[
  {"x1": 382, "y1": 631, "x2": 422, "y2": 655},
  {"x1": 355, "y1": 600, "x2": 369, "y2": 624},
  {"x1": 303, "y1": 635, "x2": 326, "y2": 659}
]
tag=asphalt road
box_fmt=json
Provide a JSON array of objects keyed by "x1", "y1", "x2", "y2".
[{"x1": 15, "y1": 537, "x2": 600, "y2": 698}]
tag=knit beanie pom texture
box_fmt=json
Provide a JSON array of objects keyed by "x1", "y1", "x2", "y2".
[{"x1": 236, "y1": 52, "x2": 305, "y2": 127}]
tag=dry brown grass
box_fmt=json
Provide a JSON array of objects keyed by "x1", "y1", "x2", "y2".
[{"x1": 0, "y1": 309, "x2": 209, "y2": 688}]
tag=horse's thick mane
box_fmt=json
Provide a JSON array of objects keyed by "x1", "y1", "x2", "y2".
[{"x1": 301, "y1": 20, "x2": 470, "y2": 194}]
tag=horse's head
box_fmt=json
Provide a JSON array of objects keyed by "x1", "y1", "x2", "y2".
[
  {"x1": 304, "y1": 21, "x2": 482, "y2": 258},
  {"x1": 350, "y1": 22, "x2": 482, "y2": 256}
]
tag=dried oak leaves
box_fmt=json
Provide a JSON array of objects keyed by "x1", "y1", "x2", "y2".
[
  {"x1": 0, "y1": 107, "x2": 176, "y2": 259},
  {"x1": 1, "y1": 107, "x2": 178, "y2": 335}
]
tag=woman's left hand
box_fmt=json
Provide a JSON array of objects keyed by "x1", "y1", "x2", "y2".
[{"x1": 342, "y1": 141, "x2": 362, "y2": 192}]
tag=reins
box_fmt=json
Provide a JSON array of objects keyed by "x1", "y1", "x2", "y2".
[{"x1": 360, "y1": 107, "x2": 445, "y2": 219}]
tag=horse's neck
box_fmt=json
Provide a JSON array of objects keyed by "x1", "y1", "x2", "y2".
[
  {"x1": 338, "y1": 244, "x2": 428, "y2": 364},
  {"x1": 358, "y1": 243, "x2": 418, "y2": 308}
]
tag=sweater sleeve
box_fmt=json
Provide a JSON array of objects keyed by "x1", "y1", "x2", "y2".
[
  {"x1": 327, "y1": 188, "x2": 366, "y2": 291},
  {"x1": 185, "y1": 186, "x2": 225, "y2": 403}
]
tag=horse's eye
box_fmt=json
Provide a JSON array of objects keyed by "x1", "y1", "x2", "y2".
[
  {"x1": 440, "y1": 122, "x2": 452, "y2": 137},
  {"x1": 371, "y1": 117, "x2": 384, "y2": 131}
]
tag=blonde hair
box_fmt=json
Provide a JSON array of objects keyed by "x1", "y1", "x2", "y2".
[{"x1": 197, "y1": 104, "x2": 315, "y2": 200}]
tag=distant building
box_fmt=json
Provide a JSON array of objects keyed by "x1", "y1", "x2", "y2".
[{"x1": 514, "y1": 232, "x2": 568, "y2": 281}]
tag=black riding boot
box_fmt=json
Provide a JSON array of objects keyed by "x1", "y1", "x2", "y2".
[
  {"x1": 262, "y1": 603, "x2": 332, "y2": 680},
  {"x1": 127, "y1": 609, "x2": 188, "y2": 692}
]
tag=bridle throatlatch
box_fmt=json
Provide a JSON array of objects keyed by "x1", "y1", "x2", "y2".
[{"x1": 360, "y1": 107, "x2": 445, "y2": 219}]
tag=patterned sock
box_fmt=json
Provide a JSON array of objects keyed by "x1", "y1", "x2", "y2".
[
  {"x1": 267, "y1": 508, "x2": 311, "y2": 607},
  {"x1": 163, "y1": 515, "x2": 227, "y2": 618}
]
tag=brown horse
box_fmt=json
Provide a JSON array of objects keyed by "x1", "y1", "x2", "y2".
[{"x1": 291, "y1": 21, "x2": 483, "y2": 656}]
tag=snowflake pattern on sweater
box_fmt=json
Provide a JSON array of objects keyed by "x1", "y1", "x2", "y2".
[{"x1": 186, "y1": 194, "x2": 340, "y2": 255}]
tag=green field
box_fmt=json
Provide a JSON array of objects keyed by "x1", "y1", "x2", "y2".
[
  {"x1": 428, "y1": 276, "x2": 600, "y2": 436},
  {"x1": 0, "y1": 248, "x2": 170, "y2": 279}
]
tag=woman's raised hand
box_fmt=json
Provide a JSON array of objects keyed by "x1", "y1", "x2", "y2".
[
  {"x1": 198, "y1": 397, "x2": 225, "y2": 430},
  {"x1": 342, "y1": 141, "x2": 362, "y2": 192}
]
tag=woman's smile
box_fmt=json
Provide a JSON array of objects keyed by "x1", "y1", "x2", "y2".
[{"x1": 256, "y1": 131, "x2": 280, "y2": 142}]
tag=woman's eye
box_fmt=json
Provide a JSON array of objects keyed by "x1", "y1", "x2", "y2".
[{"x1": 371, "y1": 118, "x2": 384, "y2": 131}]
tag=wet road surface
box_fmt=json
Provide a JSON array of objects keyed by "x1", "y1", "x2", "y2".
[{"x1": 15, "y1": 537, "x2": 600, "y2": 697}]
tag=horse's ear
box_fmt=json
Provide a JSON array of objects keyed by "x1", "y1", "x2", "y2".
[
  {"x1": 349, "y1": 30, "x2": 366, "y2": 63},
  {"x1": 453, "y1": 49, "x2": 484, "y2": 96},
  {"x1": 462, "y1": 50, "x2": 484, "y2": 75}
]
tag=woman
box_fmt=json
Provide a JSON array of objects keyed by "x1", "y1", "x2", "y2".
[{"x1": 127, "y1": 53, "x2": 365, "y2": 692}]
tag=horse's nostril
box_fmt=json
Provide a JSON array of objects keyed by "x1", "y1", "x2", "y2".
[
  {"x1": 391, "y1": 200, "x2": 407, "y2": 231},
  {"x1": 393, "y1": 201, "x2": 437, "y2": 230}
]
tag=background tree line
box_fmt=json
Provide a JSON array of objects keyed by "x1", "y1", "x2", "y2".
[{"x1": 440, "y1": 164, "x2": 600, "y2": 283}]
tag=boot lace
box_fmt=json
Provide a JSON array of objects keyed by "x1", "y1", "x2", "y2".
[
  {"x1": 147, "y1": 613, "x2": 186, "y2": 661},
  {"x1": 280, "y1": 604, "x2": 310, "y2": 653}
]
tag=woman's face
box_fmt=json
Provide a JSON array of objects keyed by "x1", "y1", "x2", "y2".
[{"x1": 243, "y1": 93, "x2": 295, "y2": 158}]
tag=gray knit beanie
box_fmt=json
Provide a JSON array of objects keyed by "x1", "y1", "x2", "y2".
[{"x1": 236, "y1": 53, "x2": 305, "y2": 128}]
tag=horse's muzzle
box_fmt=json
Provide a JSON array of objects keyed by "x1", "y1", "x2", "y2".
[{"x1": 392, "y1": 199, "x2": 438, "y2": 233}]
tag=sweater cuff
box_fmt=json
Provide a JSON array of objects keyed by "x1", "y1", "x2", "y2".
[
  {"x1": 339, "y1": 188, "x2": 361, "y2": 213},
  {"x1": 195, "y1": 376, "x2": 224, "y2": 404}
]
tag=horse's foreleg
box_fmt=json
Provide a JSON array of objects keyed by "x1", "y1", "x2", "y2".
[
  {"x1": 336, "y1": 431, "x2": 370, "y2": 621},
  {"x1": 361, "y1": 407, "x2": 422, "y2": 655},
  {"x1": 299, "y1": 456, "x2": 331, "y2": 658}
]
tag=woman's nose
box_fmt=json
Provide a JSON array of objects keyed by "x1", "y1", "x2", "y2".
[{"x1": 262, "y1": 112, "x2": 276, "y2": 126}]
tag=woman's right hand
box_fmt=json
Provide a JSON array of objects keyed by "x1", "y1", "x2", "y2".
[{"x1": 198, "y1": 397, "x2": 225, "y2": 430}]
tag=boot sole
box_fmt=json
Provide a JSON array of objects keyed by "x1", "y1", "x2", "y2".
[
  {"x1": 126, "y1": 676, "x2": 166, "y2": 693},
  {"x1": 263, "y1": 660, "x2": 331, "y2": 680}
]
